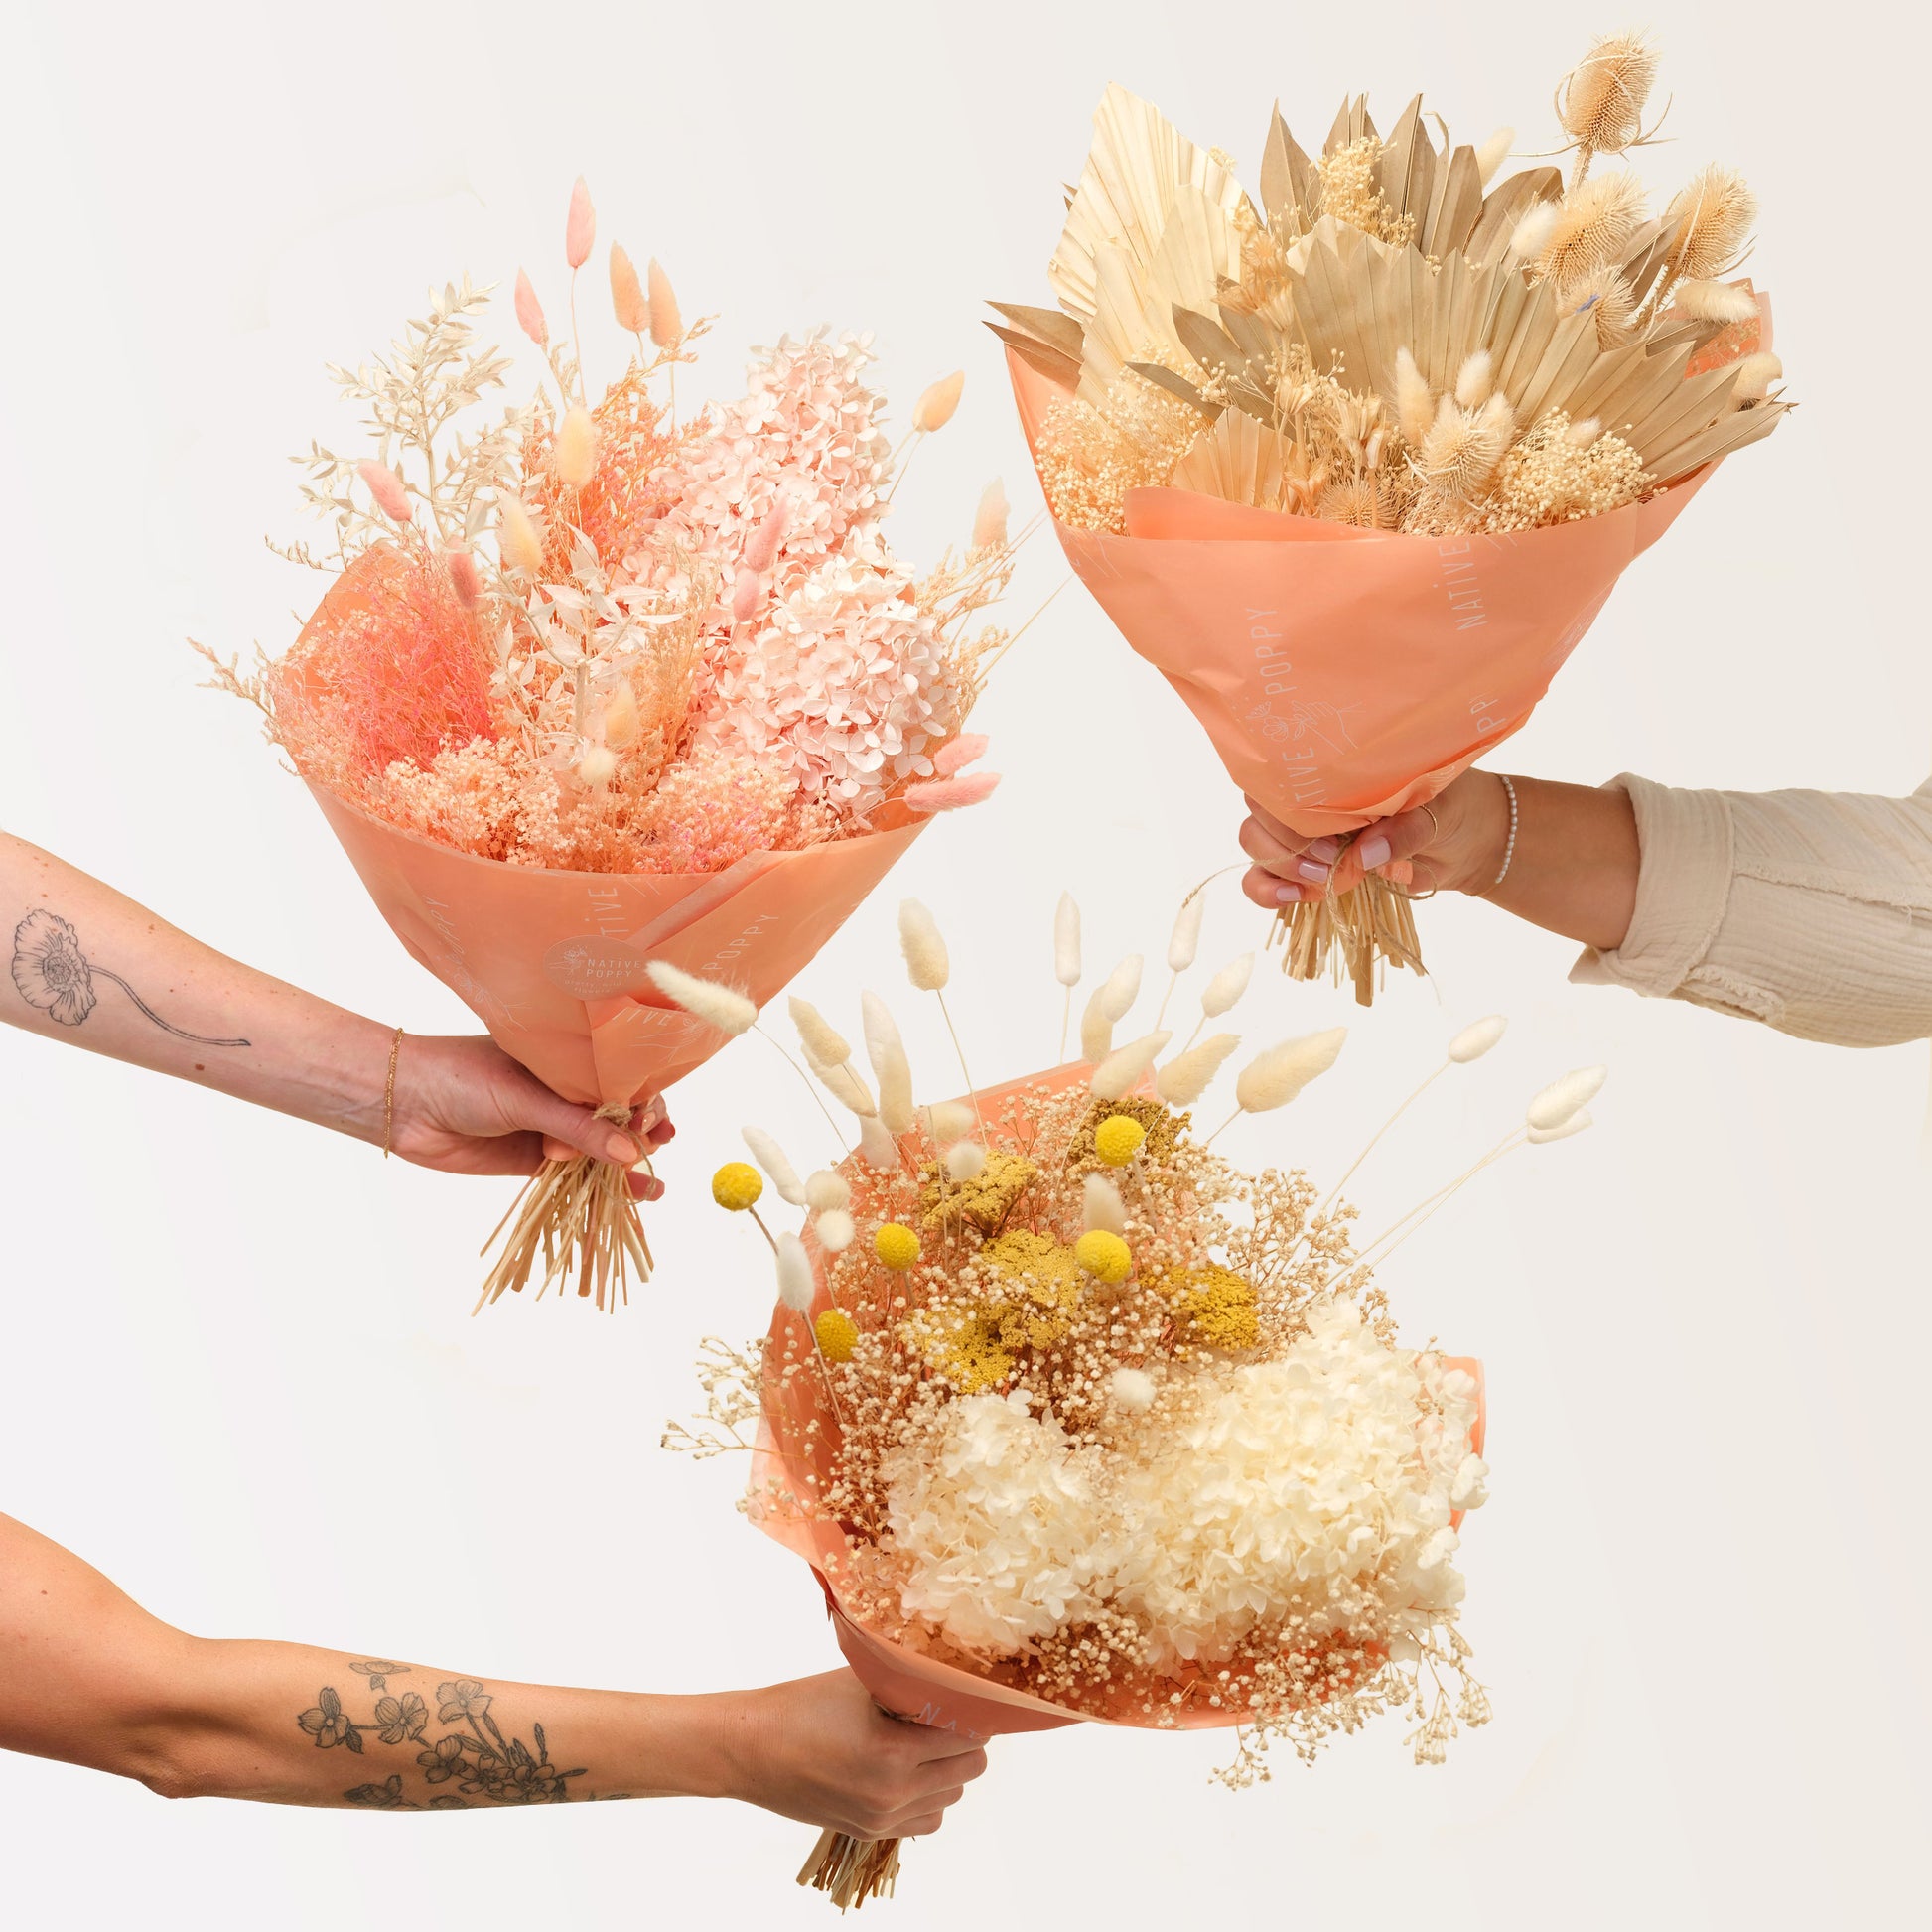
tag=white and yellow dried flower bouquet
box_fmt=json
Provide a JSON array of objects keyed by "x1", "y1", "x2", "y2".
[{"x1": 660, "y1": 887, "x2": 1605, "y2": 1905}]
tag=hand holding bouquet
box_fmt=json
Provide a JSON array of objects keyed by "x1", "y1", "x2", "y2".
[
  {"x1": 670, "y1": 889, "x2": 1606, "y2": 1904},
  {"x1": 204, "y1": 181, "x2": 1018, "y2": 1309},
  {"x1": 996, "y1": 33, "x2": 1784, "y2": 1000}
]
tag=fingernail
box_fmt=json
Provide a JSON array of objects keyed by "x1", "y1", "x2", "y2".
[
  {"x1": 642, "y1": 1176, "x2": 665, "y2": 1201},
  {"x1": 607, "y1": 1132, "x2": 641, "y2": 1165},
  {"x1": 1358, "y1": 835, "x2": 1392, "y2": 870},
  {"x1": 1296, "y1": 858, "x2": 1330, "y2": 884},
  {"x1": 1275, "y1": 883, "x2": 1304, "y2": 904},
  {"x1": 1307, "y1": 837, "x2": 1342, "y2": 862}
]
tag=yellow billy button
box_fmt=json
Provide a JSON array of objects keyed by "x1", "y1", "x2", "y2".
[
  {"x1": 1093, "y1": 1115, "x2": 1147, "y2": 1167},
  {"x1": 815, "y1": 1308, "x2": 859, "y2": 1362},
  {"x1": 874, "y1": 1223, "x2": 921, "y2": 1270},
  {"x1": 1074, "y1": 1229, "x2": 1132, "y2": 1284},
  {"x1": 711, "y1": 1162, "x2": 764, "y2": 1211}
]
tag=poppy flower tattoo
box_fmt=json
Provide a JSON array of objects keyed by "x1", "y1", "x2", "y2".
[{"x1": 10, "y1": 908, "x2": 249, "y2": 1045}]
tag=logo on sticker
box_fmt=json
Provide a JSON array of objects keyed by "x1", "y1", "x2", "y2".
[{"x1": 543, "y1": 936, "x2": 654, "y2": 999}]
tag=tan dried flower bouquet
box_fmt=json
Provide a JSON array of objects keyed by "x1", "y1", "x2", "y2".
[{"x1": 994, "y1": 33, "x2": 1785, "y2": 1002}]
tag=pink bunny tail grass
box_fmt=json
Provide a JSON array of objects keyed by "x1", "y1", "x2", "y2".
[
  {"x1": 445, "y1": 546, "x2": 482, "y2": 610},
  {"x1": 646, "y1": 258, "x2": 681, "y2": 348},
  {"x1": 566, "y1": 177, "x2": 596, "y2": 270},
  {"x1": 742, "y1": 495, "x2": 789, "y2": 574},
  {"x1": 609, "y1": 243, "x2": 647, "y2": 334},
  {"x1": 903, "y1": 770, "x2": 1000, "y2": 813},
  {"x1": 932, "y1": 732, "x2": 989, "y2": 777},
  {"x1": 357, "y1": 460, "x2": 412, "y2": 524},
  {"x1": 732, "y1": 565, "x2": 761, "y2": 624},
  {"x1": 513, "y1": 267, "x2": 548, "y2": 346}
]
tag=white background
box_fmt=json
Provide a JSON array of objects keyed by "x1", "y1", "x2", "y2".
[{"x1": 3, "y1": 2, "x2": 1927, "y2": 1927}]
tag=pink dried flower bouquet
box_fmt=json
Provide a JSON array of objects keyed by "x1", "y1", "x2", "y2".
[{"x1": 202, "y1": 180, "x2": 1018, "y2": 1311}]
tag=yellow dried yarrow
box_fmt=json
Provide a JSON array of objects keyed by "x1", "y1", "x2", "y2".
[
  {"x1": 1159, "y1": 1263, "x2": 1262, "y2": 1353},
  {"x1": 918, "y1": 1148, "x2": 1037, "y2": 1236}
]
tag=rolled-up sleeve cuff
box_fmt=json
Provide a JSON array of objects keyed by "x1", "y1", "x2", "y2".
[{"x1": 1569, "y1": 773, "x2": 1735, "y2": 997}]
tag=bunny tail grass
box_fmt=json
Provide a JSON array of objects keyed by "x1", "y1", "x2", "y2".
[
  {"x1": 1271, "y1": 875, "x2": 1426, "y2": 1007},
  {"x1": 476, "y1": 1103, "x2": 652, "y2": 1313}
]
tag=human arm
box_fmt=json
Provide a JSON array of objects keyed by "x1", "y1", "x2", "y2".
[
  {"x1": 0, "y1": 1513, "x2": 985, "y2": 1835},
  {"x1": 2, "y1": 831, "x2": 670, "y2": 1186},
  {"x1": 1239, "y1": 768, "x2": 1932, "y2": 1046}
]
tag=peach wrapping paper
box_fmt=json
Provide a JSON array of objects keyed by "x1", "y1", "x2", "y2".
[
  {"x1": 1009, "y1": 348, "x2": 1716, "y2": 839},
  {"x1": 289, "y1": 565, "x2": 928, "y2": 1112},
  {"x1": 746, "y1": 1062, "x2": 1485, "y2": 1743}
]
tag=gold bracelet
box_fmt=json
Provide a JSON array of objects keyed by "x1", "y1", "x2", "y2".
[{"x1": 382, "y1": 1026, "x2": 405, "y2": 1158}]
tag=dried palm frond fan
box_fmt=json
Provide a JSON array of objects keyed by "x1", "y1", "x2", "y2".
[{"x1": 996, "y1": 34, "x2": 1786, "y2": 999}]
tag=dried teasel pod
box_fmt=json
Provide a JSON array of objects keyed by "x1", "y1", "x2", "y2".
[
  {"x1": 1556, "y1": 30, "x2": 1661, "y2": 168},
  {"x1": 1540, "y1": 172, "x2": 1647, "y2": 288},
  {"x1": 1663, "y1": 167, "x2": 1756, "y2": 283}
]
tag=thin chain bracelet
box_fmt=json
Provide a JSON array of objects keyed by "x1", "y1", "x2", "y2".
[
  {"x1": 382, "y1": 1025, "x2": 404, "y2": 1158},
  {"x1": 1487, "y1": 774, "x2": 1520, "y2": 891}
]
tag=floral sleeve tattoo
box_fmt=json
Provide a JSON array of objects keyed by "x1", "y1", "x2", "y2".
[
  {"x1": 10, "y1": 909, "x2": 249, "y2": 1046},
  {"x1": 301, "y1": 1661, "x2": 607, "y2": 1810}
]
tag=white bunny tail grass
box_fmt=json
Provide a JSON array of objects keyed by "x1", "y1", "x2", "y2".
[
  {"x1": 775, "y1": 1230, "x2": 816, "y2": 1312},
  {"x1": 1155, "y1": 1033, "x2": 1240, "y2": 1107},
  {"x1": 1083, "y1": 1172, "x2": 1127, "y2": 1234},
  {"x1": 920, "y1": 1100, "x2": 976, "y2": 1144},
  {"x1": 790, "y1": 996, "x2": 853, "y2": 1067},
  {"x1": 857, "y1": 1113, "x2": 900, "y2": 1169},
  {"x1": 1526, "y1": 1065, "x2": 1607, "y2": 1132},
  {"x1": 898, "y1": 898, "x2": 950, "y2": 992},
  {"x1": 814, "y1": 1208, "x2": 857, "y2": 1253},
  {"x1": 1091, "y1": 1030, "x2": 1173, "y2": 1101},
  {"x1": 1448, "y1": 1016, "x2": 1508, "y2": 1064},
  {"x1": 1236, "y1": 1029, "x2": 1347, "y2": 1113},
  {"x1": 861, "y1": 992, "x2": 917, "y2": 1134},
  {"x1": 805, "y1": 1170, "x2": 852, "y2": 1213},
  {"x1": 744, "y1": 1127, "x2": 808, "y2": 1207},
  {"x1": 1673, "y1": 278, "x2": 1759, "y2": 325},
  {"x1": 1528, "y1": 1109, "x2": 1593, "y2": 1146},
  {"x1": 646, "y1": 960, "x2": 756, "y2": 1035},
  {"x1": 814, "y1": 1056, "x2": 879, "y2": 1118}
]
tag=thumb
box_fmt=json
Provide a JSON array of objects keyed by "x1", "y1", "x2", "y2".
[
  {"x1": 510, "y1": 1075, "x2": 642, "y2": 1166},
  {"x1": 1334, "y1": 806, "x2": 1440, "y2": 892}
]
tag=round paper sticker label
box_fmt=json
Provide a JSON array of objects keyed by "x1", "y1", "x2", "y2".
[{"x1": 543, "y1": 935, "x2": 655, "y2": 1000}]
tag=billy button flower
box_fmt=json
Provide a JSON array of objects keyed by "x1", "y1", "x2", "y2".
[
  {"x1": 1073, "y1": 1229, "x2": 1132, "y2": 1284},
  {"x1": 1093, "y1": 1114, "x2": 1147, "y2": 1167},
  {"x1": 815, "y1": 1308, "x2": 860, "y2": 1362},
  {"x1": 712, "y1": 1163, "x2": 763, "y2": 1210},
  {"x1": 875, "y1": 1223, "x2": 921, "y2": 1270}
]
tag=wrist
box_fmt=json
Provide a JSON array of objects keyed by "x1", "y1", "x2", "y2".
[
  {"x1": 645, "y1": 1689, "x2": 757, "y2": 1804},
  {"x1": 1442, "y1": 771, "x2": 1513, "y2": 896}
]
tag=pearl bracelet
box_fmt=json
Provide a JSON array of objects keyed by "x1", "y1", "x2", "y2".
[{"x1": 1488, "y1": 775, "x2": 1519, "y2": 891}]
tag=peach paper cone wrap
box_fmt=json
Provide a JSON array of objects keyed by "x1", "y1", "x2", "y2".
[
  {"x1": 286, "y1": 558, "x2": 928, "y2": 1114},
  {"x1": 746, "y1": 1062, "x2": 1485, "y2": 1742},
  {"x1": 1009, "y1": 349, "x2": 1712, "y2": 839}
]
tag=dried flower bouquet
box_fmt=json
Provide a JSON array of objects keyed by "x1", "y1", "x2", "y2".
[
  {"x1": 205, "y1": 180, "x2": 1017, "y2": 1311},
  {"x1": 995, "y1": 33, "x2": 1784, "y2": 1003},
  {"x1": 668, "y1": 888, "x2": 1605, "y2": 1905}
]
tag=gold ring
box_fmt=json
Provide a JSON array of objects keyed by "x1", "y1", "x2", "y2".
[{"x1": 1419, "y1": 802, "x2": 1442, "y2": 842}]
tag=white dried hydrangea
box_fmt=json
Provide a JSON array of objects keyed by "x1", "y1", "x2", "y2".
[
  {"x1": 879, "y1": 1392, "x2": 1115, "y2": 1655},
  {"x1": 878, "y1": 1302, "x2": 1485, "y2": 1669}
]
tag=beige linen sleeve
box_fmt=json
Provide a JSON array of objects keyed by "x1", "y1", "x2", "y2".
[{"x1": 1571, "y1": 773, "x2": 1932, "y2": 1046}]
